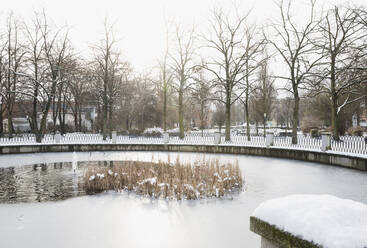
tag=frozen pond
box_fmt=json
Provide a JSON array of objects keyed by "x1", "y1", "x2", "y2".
[{"x1": 1, "y1": 151, "x2": 367, "y2": 248}]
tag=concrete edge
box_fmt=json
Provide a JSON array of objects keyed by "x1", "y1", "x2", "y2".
[
  {"x1": 0, "y1": 144, "x2": 366, "y2": 172},
  {"x1": 249, "y1": 216, "x2": 322, "y2": 248}
]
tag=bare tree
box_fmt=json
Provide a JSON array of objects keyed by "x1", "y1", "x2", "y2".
[
  {"x1": 17, "y1": 11, "x2": 70, "y2": 142},
  {"x1": 0, "y1": 26, "x2": 10, "y2": 136},
  {"x1": 204, "y1": 8, "x2": 255, "y2": 141},
  {"x1": 274, "y1": 96, "x2": 294, "y2": 133},
  {"x1": 169, "y1": 24, "x2": 196, "y2": 139},
  {"x1": 21, "y1": 11, "x2": 45, "y2": 135},
  {"x1": 0, "y1": 39, "x2": 7, "y2": 136},
  {"x1": 191, "y1": 65, "x2": 211, "y2": 136},
  {"x1": 118, "y1": 76, "x2": 135, "y2": 131},
  {"x1": 154, "y1": 21, "x2": 174, "y2": 132},
  {"x1": 212, "y1": 102, "x2": 226, "y2": 133},
  {"x1": 251, "y1": 56, "x2": 277, "y2": 136},
  {"x1": 4, "y1": 13, "x2": 26, "y2": 138},
  {"x1": 239, "y1": 23, "x2": 266, "y2": 141},
  {"x1": 267, "y1": 0, "x2": 322, "y2": 144},
  {"x1": 64, "y1": 60, "x2": 89, "y2": 132},
  {"x1": 92, "y1": 17, "x2": 120, "y2": 139},
  {"x1": 38, "y1": 12, "x2": 70, "y2": 141},
  {"x1": 157, "y1": 45, "x2": 173, "y2": 131},
  {"x1": 107, "y1": 58, "x2": 130, "y2": 136},
  {"x1": 312, "y1": 6, "x2": 367, "y2": 140}
]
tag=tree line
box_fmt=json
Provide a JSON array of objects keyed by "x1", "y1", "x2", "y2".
[{"x1": 0, "y1": 0, "x2": 366, "y2": 143}]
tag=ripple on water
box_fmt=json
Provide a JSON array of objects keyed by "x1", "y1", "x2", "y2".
[{"x1": 0, "y1": 162, "x2": 89, "y2": 203}]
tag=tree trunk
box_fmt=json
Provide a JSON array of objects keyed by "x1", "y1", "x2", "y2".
[
  {"x1": 331, "y1": 94, "x2": 339, "y2": 141},
  {"x1": 263, "y1": 115, "x2": 266, "y2": 138},
  {"x1": 102, "y1": 95, "x2": 108, "y2": 140},
  {"x1": 37, "y1": 73, "x2": 58, "y2": 143},
  {"x1": 57, "y1": 88, "x2": 63, "y2": 133},
  {"x1": 330, "y1": 56, "x2": 339, "y2": 141},
  {"x1": 97, "y1": 104, "x2": 102, "y2": 132},
  {"x1": 0, "y1": 105, "x2": 3, "y2": 137},
  {"x1": 32, "y1": 88, "x2": 38, "y2": 133},
  {"x1": 7, "y1": 109, "x2": 13, "y2": 137},
  {"x1": 225, "y1": 96, "x2": 231, "y2": 141},
  {"x1": 108, "y1": 102, "x2": 113, "y2": 138},
  {"x1": 200, "y1": 101, "x2": 204, "y2": 137},
  {"x1": 74, "y1": 112, "x2": 78, "y2": 132},
  {"x1": 61, "y1": 95, "x2": 67, "y2": 134},
  {"x1": 163, "y1": 88, "x2": 167, "y2": 131},
  {"x1": 7, "y1": 28, "x2": 13, "y2": 139},
  {"x1": 61, "y1": 106, "x2": 66, "y2": 135},
  {"x1": 292, "y1": 96, "x2": 299, "y2": 144},
  {"x1": 245, "y1": 90, "x2": 250, "y2": 141},
  {"x1": 6, "y1": 89, "x2": 14, "y2": 137},
  {"x1": 52, "y1": 96, "x2": 57, "y2": 132},
  {"x1": 178, "y1": 90, "x2": 184, "y2": 139},
  {"x1": 78, "y1": 107, "x2": 82, "y2": 132}
]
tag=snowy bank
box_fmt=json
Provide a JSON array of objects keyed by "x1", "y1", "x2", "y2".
[{"x1": 251, "y1": 195, "x2": 367, "y2": 248}]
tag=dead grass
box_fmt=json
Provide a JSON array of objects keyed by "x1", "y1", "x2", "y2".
[{"x1": 83, "y1": 157, "x2": 243, "y2": 200}]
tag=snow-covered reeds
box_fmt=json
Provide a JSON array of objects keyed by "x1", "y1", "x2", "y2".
[{"x1": 84, "y1": 157, "x2": 243, "y2": 199}]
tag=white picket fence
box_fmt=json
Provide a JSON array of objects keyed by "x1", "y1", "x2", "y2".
[{"x1": 0, "y1": 133, "x2": 366, "y2": 156}]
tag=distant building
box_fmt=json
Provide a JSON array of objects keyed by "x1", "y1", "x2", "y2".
[
  {"x1": 352, "y1": 102, "x2": 367, "y2": 128},
  {"x1": 1, "y1": 100, "x2": 96, "y2": 133},
  {"x1": 37, "y1": 109, "x2": 92, "y2": 130},
  {"x1": 2, "y1": 118, "x2": 31, "y2": 132}
]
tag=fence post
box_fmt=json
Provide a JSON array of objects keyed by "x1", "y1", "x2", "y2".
[
  {"x1": 55, "y1": 131, "x2": 61, "y2": 144},
  {"x1": 321, "y1": 132, "x2": 331, "y2": 152},
  {"x1": 112, "y1": 131, "x2": 117, "y2": 144},
  {"x1": 163, "y1": 132, "x2": 169, "y2": 144},
  {"x1": 265, "y1": 132, "x2": 274, "y2": 148},
  {"x1": 214, "y1": 132, "x2": 221, "y2": 145}
]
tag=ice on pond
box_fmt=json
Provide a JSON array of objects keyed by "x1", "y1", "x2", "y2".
[{"x1": 1, "y1": 151, "x2": 367, "y2": 248}]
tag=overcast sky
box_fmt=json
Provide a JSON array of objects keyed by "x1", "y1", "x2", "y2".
[{"x1": 0, "y1": 0, "x2": 359, "y2": 73}]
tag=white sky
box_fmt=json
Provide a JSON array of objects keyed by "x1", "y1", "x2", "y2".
[{"x1": 0, "y1": 0, "x2": 360, "y2": 73}]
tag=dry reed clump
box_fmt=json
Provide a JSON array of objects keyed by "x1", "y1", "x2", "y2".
[{"x1": 83, "y1": 157, "x2": 243, "y2": 200}]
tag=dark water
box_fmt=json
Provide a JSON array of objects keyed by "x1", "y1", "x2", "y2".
[{"x1": 0, "y1": 161, "x2": 114, "y2": 203}]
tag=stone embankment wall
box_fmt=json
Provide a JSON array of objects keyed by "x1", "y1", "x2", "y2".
[{"x1": 0, "y1": 144, "x2": 366, "y2": 172}]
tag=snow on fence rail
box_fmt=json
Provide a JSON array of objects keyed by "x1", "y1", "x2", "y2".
[{"x1": 0, "y1": 133, "x2": 366, "y2": 156}]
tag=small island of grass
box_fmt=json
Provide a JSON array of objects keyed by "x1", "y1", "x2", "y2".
[{"x1": 84, "y1": 158, "x2": 243, "y2": 200}]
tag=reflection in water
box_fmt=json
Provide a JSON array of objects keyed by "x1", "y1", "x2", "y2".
[
  {"x1": 0, "y1": 160, "x2": 153, "y2": 203},
  {"x1": 0, "y1": 162, "x2": 96, "y2": 203}
]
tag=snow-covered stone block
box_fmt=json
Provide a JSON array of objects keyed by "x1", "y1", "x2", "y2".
[{"x1": 251, "y1": 195, "x2": 367, "y2": 248}]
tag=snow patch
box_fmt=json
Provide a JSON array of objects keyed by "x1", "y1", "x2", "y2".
[
  {"x1": 96, "y1": 173, "x2": 104, "y2": 179},
  {"x1": 139, "y1": 177, "x2": 157, "y2": 185},
  {"x1": 253, "y1": 194, "x2": 367, "y2": 248}
]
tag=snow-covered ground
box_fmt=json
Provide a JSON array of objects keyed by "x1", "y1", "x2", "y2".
[
  {"x1": 1, "y1": 151, "x2": 367, "y2": 248},
  {"x1": 253, "y1": 195, "x2": 367, "y2": 248}
]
